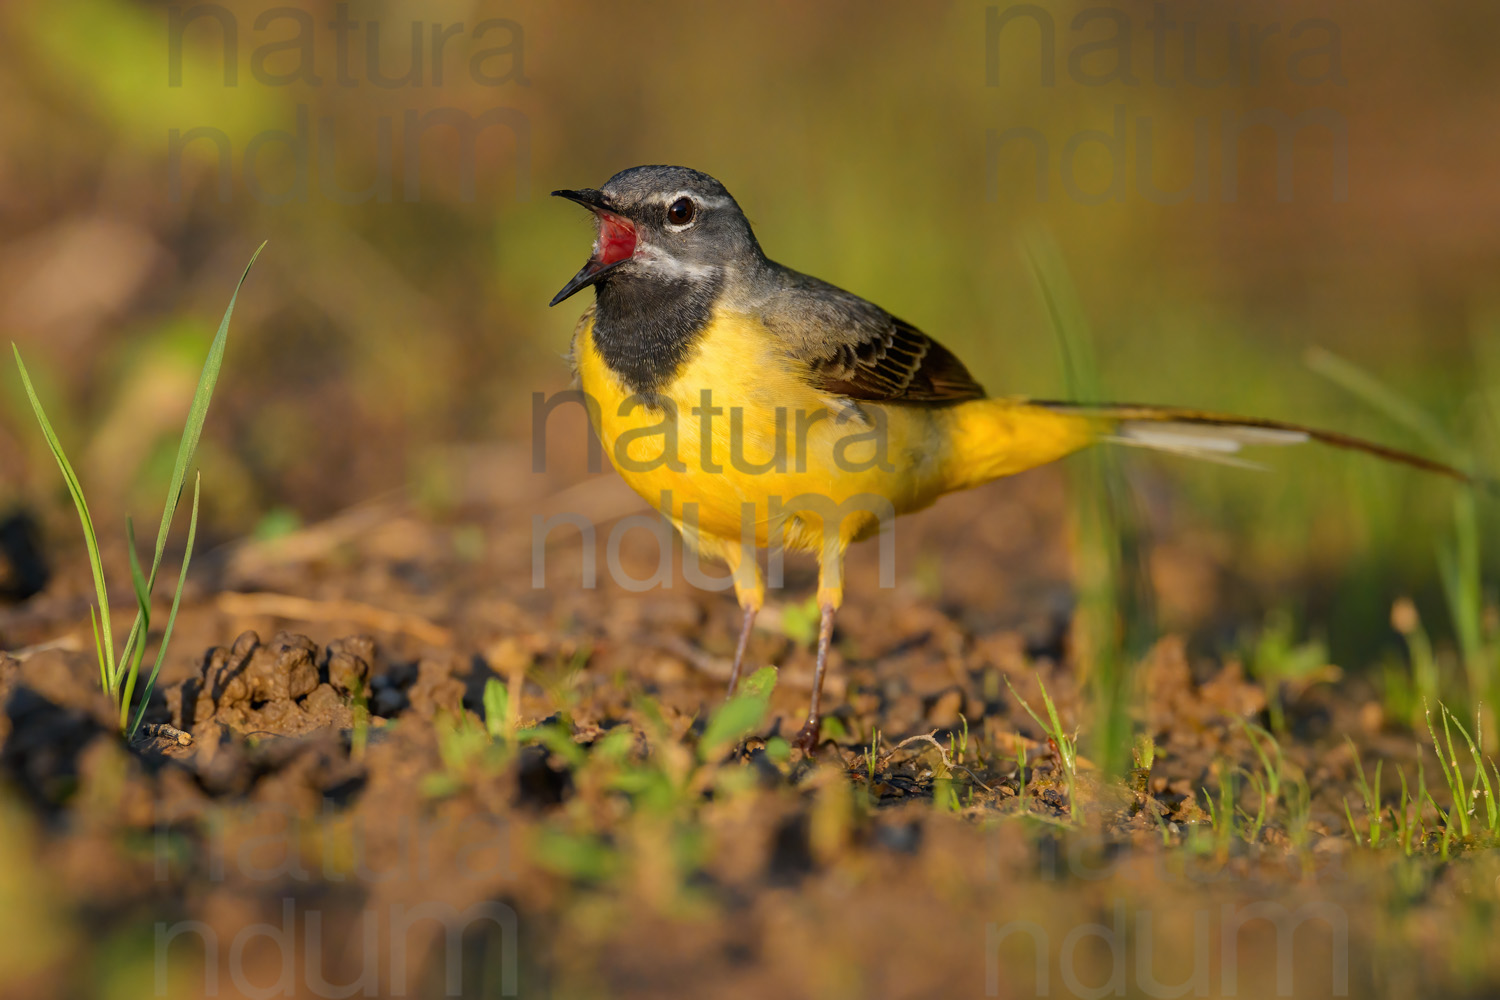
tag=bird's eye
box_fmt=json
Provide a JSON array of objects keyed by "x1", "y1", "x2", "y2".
[{"x1": 667, "y1": 197, "x2": 696, "y2": 226}]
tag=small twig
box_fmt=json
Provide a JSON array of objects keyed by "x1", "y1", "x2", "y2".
[
  {"x1": 879, "y1": 729, "x2": 995, "y2": 792},
  {"x1": 216, "y1": 591, "x2": 452, "y2": 646},
  {"x1": 5, "y1": 634, "x2": 84, "y2": 660},
  {"x1": 881, "y1": 730, "x2": 951, "y2": 766}
]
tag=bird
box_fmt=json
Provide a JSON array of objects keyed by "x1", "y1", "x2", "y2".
[{"x1": 548, "y1": 164, "x2": 1471, "y2": 753}]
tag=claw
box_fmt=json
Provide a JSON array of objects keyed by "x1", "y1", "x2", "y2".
[{"x1": 792, "y1": 718, "x2": 821, "y2": 754}]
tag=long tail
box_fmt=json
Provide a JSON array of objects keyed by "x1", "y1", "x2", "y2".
[{"x1": 1030, "y1": 399, "x2": 1475, "y2": 483}]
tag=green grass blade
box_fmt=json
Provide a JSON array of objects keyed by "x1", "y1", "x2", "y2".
[
  {"x1": 1037, "y1": 679, "x2": 1065, "y2": 740},
  {"x1": 88, "y1": 605, "x2": 106, "y2": 693},
  {"x1": 1424, "y1": 699, "x2": 1460, "y2": 795},
  {"x1": 483, "y1": 676, "x2": 510, "y2": 741},
  {"x1": 12, "y1": 345, "x2": 115, "y2": 684},
  {"x1": 149, "y1": 241, "x2": 265, "y2": 573},
  {"x1": 1417, "y1": 758, "x2": 1432, "y2": 845},
  {"x1": 1003, "y1": 675, "x2": 1053, "y2": 741},
  {"x1": 1491, "y1": 757, "x2": 1500, "y2": 833},
  {"x1": 1432, "y1": 702, "x2": 1472, "y2": 837},
  {"x1": 119, "y1": 517, "x2": 152, "y2": 731},
  {"x1": 1342, "y1": 797, "x2": 1362, "y2": 846},
  {"x1": 1443, "y1": 706, "x2": 1496, "y2": 831},
  {"x1": 120, "y1": 242, "x2": 267, "y2": 683},
  {"x1": 1372, "y1": 760, "x2": 1385, "y2": 847},
  {"x1": 1437, "y1": 796, "x2": 1456, "y2": 857},
  {"x1": 129, "y1": 474, "x2": 200, "y2": 740},
  {"x1": 1240, "y1": 719, "x2": 1275, "y2": 778},
  {"x1": 1345, "y1": 737, "x2": 1383, "y2": 848},
  {"x1": 1396, "y1": 768, "x2": 1413, "y2": 854}
]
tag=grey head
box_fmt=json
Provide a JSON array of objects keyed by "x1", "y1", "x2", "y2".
[
  {"x1": 550, "y1": 165, "x2": 766, "y2": 397},
  {"x1": 549, "y1": 165, "x2": 762, "y2": 307}
]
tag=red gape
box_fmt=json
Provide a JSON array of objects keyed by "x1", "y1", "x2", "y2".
[{"x1": 595, "y1": 212, "x2": 637, "y2": 265}]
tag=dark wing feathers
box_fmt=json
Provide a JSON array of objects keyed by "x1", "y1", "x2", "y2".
[
  {"x1": 814, "y1": 321, "x2": 986, "y2": 403},
  {"x1": 757, "y1": 263, "x2": 986, "y2": 405}
]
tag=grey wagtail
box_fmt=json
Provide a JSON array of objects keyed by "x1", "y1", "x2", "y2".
[{"x1": 550, "y1": 164, "x2": 1470, "y2": 753}]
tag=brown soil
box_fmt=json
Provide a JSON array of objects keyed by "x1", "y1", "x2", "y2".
[{"x1": 0, "y1": 451, "x2": 1495, "y2": 1000}]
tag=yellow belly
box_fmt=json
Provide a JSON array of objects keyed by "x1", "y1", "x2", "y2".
[{"x1": 572, "y1": 308, "x2": 1099, "y2": 558}]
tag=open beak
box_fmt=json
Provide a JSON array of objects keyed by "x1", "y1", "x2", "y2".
[{"x1": 549, "y1": 188, "x2": 638, "y2": 306}]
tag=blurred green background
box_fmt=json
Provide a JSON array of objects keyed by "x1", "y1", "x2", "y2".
[{"x1": 2, "y1": 0, "x2": 1498, "y2": 669}]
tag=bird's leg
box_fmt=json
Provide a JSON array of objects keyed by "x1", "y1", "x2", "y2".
[
  {"x1": 722, "y1": 536, "x2": 763, "y2": 699},
  {"x1": 726, "y1": 604, "x2": 757, "y2": 697},
  {"x1": 792, "y1": 602, "x2": 836, "y2": 753},
  {"x1": 793, "y1": 539, "x2": 846, "y2": 754}
]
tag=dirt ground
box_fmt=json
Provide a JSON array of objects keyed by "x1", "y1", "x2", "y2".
[{"x1": 1, "y1": 440, "x2": 1498, "y2": 1000}]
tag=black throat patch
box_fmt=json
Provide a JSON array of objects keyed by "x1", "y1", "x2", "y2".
[{"x1": 592, "y1": 269, "x2": 722, "y2": 403}]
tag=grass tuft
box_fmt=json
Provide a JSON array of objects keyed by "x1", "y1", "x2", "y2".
[{"x1": 11, "y1": 243, "x2": 264, "y2": 737}]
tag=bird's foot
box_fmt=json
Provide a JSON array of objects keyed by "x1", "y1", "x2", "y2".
[{"x1": 791, "y1": 717, "x2": 821, "y2": 755}]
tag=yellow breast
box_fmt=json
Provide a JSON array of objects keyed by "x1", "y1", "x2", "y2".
[{"x1": 572, "y1": 309, "x2": 952, "y2": 554}]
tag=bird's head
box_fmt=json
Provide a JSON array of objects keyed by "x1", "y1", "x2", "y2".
[{"x1": 549, "y1": 165, "x2": 760, "y2": 306}]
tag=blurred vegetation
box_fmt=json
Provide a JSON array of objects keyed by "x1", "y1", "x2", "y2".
[{"x1": 2, "y1": 0, "x2": 1499, "y2": 680}]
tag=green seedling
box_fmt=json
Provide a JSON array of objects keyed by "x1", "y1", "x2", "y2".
[
  {"x1": 1132, "y1": 732, "x2": 1156, "y2": 771},
  {"x1": 931, "y1": 756, "x2": 960, "y2": 813},
  {"x1": 423, "y1": 708, "x2": 491, "y2": 797},
  {"x1": 949, "y1": 713, "x2": 970, "y2": 766},
  {"x1": 697, "y1": 665, "x2": 776, "y2": 761},
  {"x1": 1005, "y1": 673, "x2": 1079, "y2": 823},
  {"x1": 1433, "y1": 785, "x2": 1457, "y2": 860},
  {"x1": 1236, "y1": 719, "x2": 1285, "y2": 843},
  {"x1": 1201, "y1": 761, "x2": 1237, "y2": 861},
  {"x1": 518, "y1": 669, "x2": 782, "y2": 823},
  {"x1": 531, "y1": 828, "x2": 618, "y2": 883},
  {"x1": 1423, "y1": 700, "x2": 1499, "y2": 841},
  {"x1": 484, "y1": 676, "x2": 512, "y2": 744},
  {"x1": 12, "y1": 243, "x2": 263, "y2": 738},
  {"x1": 1284, "y1": 772, "x2": 1314, "y2": 864},
  {"x1": 1342, "y1": 738, "x2": 1386, "y2": 849},
  {"x1": 1126, "y1": 731, "x2": 1157, "y2": 799},
  {"x1": 1389, "y1": 765, "x2": 1430, "y2": 857}
]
